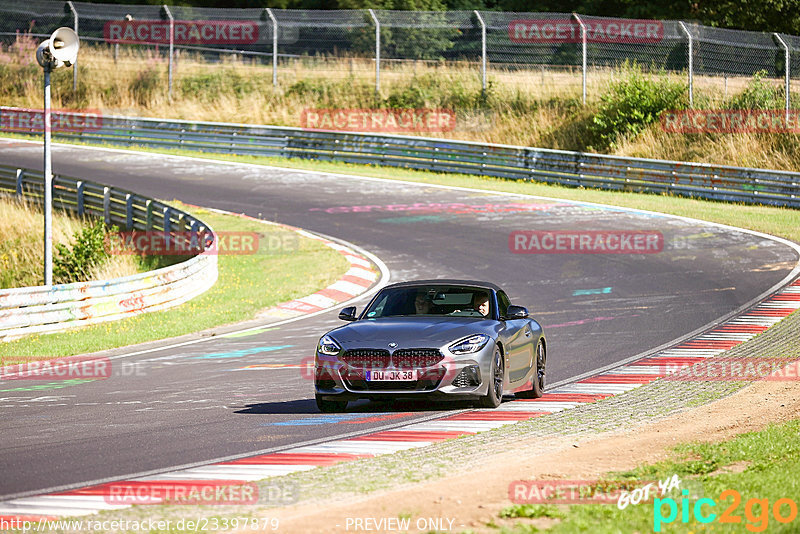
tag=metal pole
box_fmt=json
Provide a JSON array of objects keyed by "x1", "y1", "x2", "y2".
[
  {"x1": 369, "y1": 9, "x2": 380, "y2": 94},
  {"x1": 572, "y1": 13, "x2": 586, "y2": 105},
  {"x1": 67, "y1": 1, "x2": 78, "y2": 93},
  {"x1": 43, "y1": 65, "x2": 53, "y2": 286},
  {"x1": 474, "y1": 10, "x2": 486, "y2": 94},
  {"x1": 774, "y1": 33, "x2": 790, "y2": 123},
  {"x1": 163, "y1": 5, "x2": 174, "y2": 101},
  {"x1": 679, "y1": 21, "x2": 693, "y2": 108},
  {"x1": 266, "y1": 9, "x2": 278, "y2": 87}
]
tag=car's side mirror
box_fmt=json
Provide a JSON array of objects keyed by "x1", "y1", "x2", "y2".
[
  {"x1": 338, "y1": 306, "x2": 357, "y2": 321},
  {"x1": 505, "y1": 305, "x2": 529, "y2": 320}
]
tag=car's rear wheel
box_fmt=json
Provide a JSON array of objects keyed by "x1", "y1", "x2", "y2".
[
  {"x1": 316, "y1": 394, "x2": 347, "y2": 413},
  {"x1": 531, "y1": 339, "x2": 546, "y2": 398},
  {"x1": 478, "y1": 346, "x2": 504, "y2": 408},
  {"x1": 516, "y1": 339, "x2": 545, "y2": 399}
]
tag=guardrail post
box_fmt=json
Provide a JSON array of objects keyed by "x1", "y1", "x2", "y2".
[
  {"x1": 125, "y1": 193, "x2": 134, "y2": 229},
  {"x1": 15, "y1": 169, "x2": 23, "y2": 197},
  {"x1": 67, "y1": 1, "x2": 78, "y2": 93},
  {"x1": 103, "y1": 186, "x2": 111, "y2": 225},
  {"x1": 163, "y1": 5, "x2": 174, "y2": 101},
  {"x1": 163, "y1": 207, "x2": 171, "y2": 233},
  {"x1": 774, "y1": 33, "x2": 791, "y2": 124},
  {"x1": 266, "y1": 8, "x2": 278, "y2": 87},
  {"x1": 678, "y1": 21, "x2": 693, "y2": 108},
  {"x1": 572, "y1": 13, "x2": 587, "y2": 105},
  {"x1": 76, "y1": 180, "x2": 84, "y2": 216},
  {"x1": 163, "y1": 207, "x2": 171, "y2": 250},
  {"x1": 368, "y1": 9, "x2": 380, "y2": 95},
  {"x1": 474, "y1": 10, "x2": 487, "y2": 94},
  {"x1": 145, "y1": 199, "x2": 153, "y2": 230}
]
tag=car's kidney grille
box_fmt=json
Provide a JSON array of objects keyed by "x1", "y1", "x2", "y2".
[
  {"x1": 392, "y1": 349, "x2": 444, "y2": 369},
  {"x1": 341, "y1": 349, "x2": 391, "y2": 369}
]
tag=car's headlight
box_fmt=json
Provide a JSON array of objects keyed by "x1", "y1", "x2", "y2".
[
  {"x1": 318, "y1": 335, "x2": 342, "y2": 356},
  {"x1": 448, "y1": 334, "x2": 490, "y2": 355}
]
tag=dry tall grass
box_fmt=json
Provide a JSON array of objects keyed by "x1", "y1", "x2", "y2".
[
  {"x1": 2, "y1": 36, "x2": 799, "y2": 170},
  {"x1": 0, "y1": 196, "x2": 139, "y2": 288}
]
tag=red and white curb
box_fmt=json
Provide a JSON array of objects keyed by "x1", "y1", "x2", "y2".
[{"x1": 2, "y1": 279, "x2": 798, "y2": 520}]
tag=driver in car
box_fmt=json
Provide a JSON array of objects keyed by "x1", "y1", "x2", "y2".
[
  {"x1": 414, "y1": 290, "x2": 434, "y2": 314},
  {"x1": 473, "y1": 291, "x2": 490, "y2": 317}
]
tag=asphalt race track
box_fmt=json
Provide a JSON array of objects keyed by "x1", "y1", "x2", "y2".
[{"x1": 1, "y1": 139, "x2": 797, "y2": 499}]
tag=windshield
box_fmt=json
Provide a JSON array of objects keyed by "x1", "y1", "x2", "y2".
[{"x1": 363, "y1": 285, "x2": 493, "y2": 319}]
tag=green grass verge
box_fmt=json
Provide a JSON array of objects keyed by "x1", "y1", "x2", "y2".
[
  {"x1": 3, "y1": 132, "x2": 798, "y2": 244},
  {"x1": 497, "y1": 419, "x2": 800, "y2": 533},
  {"x1": 0, "y1": 201, "x2": 350, "y2": 363}
]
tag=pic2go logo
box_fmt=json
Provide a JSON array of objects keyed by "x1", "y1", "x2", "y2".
[{"x1": 654, "y1": 489, "x2": 798, "y2": 532}]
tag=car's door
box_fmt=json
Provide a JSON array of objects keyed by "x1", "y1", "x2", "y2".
[{"x1": 497, "y1": 291, "x2": 535, "y2": 384}]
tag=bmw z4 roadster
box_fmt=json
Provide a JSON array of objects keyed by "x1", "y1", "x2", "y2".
[{"x1": 314, "y1": 280, "x2": 546, "y2": 412}]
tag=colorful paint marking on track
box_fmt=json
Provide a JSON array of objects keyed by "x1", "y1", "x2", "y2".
[
  {"x1": 189, "y1": 346, "x2": 294, "y2": 360},
  {"x1": 1, "y1": 279, "x2": 798, "y2": 520},
  {"x1": 572, "y1": 287, "x2": 612, "y2": 296},
  {"x1": 264, "y1": 413, "x2": 412, "y2": 426}
]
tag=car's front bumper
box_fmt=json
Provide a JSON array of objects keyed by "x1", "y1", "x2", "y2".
[{"x1": 314, "y1": 345, "x2": 494, "y2": 402}]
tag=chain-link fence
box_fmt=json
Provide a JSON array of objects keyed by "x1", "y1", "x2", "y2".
[{"x1": 0, "y1": 0, "x2": 796, "y2": 110}]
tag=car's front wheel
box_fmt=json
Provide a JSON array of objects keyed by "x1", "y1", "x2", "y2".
[
  {"x1": 316, "y1": 394, "x2": 347, "y2": 413},
  {"x1": 478, "y1": 346, "x2": 504, "y2": 408}
]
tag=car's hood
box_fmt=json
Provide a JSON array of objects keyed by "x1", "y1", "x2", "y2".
[{"x1": 327, "y1": 316, "x2": 497, "y2": 349}]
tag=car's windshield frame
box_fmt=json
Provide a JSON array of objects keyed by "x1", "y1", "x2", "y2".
[{"x1": 361, "y1": 285, "x2": 496, "y2": 320}]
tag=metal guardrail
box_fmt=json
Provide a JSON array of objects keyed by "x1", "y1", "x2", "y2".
[
  {"x1": 0, "y1": 163, "x2": 218, "y2": 340},
  {"x1": 2, "y1": 108, "x2": 797, "y2": 209}
]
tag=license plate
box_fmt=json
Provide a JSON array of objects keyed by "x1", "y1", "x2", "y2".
[{"x1": 366, "y1": 370, "x2": 418, "y2": 381}]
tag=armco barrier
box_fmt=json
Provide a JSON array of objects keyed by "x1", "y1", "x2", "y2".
[
  {"x1": 0, "y1": 164, "x2": 218, "y2": 340},
  {"x1": 3, "y1": 108, "x2": 798, "y2": 209}
]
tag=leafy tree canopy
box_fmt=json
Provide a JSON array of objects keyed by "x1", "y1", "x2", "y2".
[{"x1": 88, "y1": 0, "x2": 800, "y2": 34}]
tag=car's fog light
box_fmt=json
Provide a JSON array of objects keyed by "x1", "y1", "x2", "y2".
[{"x1": 452, "y1": 365, "x2": 481, "y2": 387}]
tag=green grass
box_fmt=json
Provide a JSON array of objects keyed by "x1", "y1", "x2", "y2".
[
  {"x1": 498, "y1": 419, "x2": 800, "y2": 533},
  {"x1": 500, "y1": 504, "x2": 566, "y2": 520},
  {"x1": 0, "y1": 201, "x2": 350, "y2": 363}
]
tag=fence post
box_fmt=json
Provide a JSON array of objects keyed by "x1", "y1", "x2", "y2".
[
  {"x1": 67, "y1": 1, "x2": 78, "y2": 93},
  {"x1": 572, "y1": 13, "x2": 587, "y2": 105},
  {"x1": 368, "y1": 9, "x2": 380, "y2": 95},
  {"x1": 678, "y1": 21, "x2": 693, "y2": 107},
  {"x1": 774, "y1": 33, "x2": 791, "y2": 123},
  {"x1": 474, "y1": 10, "x2": 487, "y2": 94},
  {"x1": 163, "y1": 5, "x2": 174, "y2": 101},
  {"x1": 266, "y1": 8, "x2": 278, "y2": 87}
]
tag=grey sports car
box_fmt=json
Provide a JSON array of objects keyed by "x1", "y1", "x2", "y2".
[{"x1": 314, "y1": 280, "x2": 546, "y2": 412}]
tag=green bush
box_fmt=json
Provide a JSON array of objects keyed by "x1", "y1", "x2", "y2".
[
  {"x1": 130, "y1": 67, "x2": 161, "y2": 107},
  {"x1": 179, "y1": 71, "x2": 257, "y2": 101},
  {"x1": 590, "y1": 68, "x2": 687, "y2": 149},
  {"x1": 53, "y1": 219, "x2": 113, "y2": 284},
  {"x1": 727, "y1": 70, "x2": 784, "y2": 110}
]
